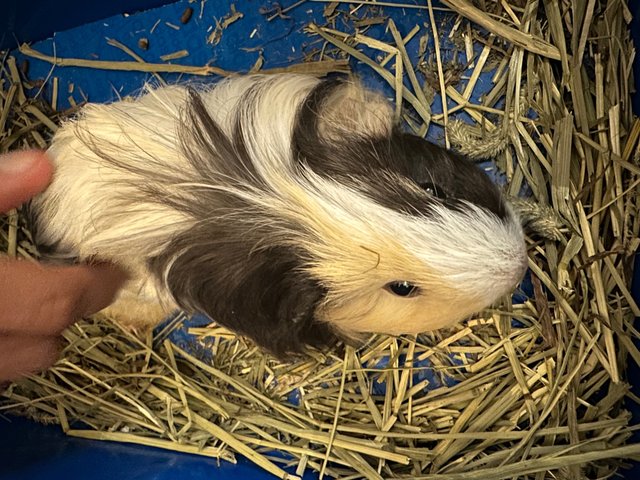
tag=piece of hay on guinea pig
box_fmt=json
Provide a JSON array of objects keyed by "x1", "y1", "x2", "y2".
[{"x1": 30, "y1": 74, "x2": 527, "y2": 357}]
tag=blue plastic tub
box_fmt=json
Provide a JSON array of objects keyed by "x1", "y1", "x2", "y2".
[{"x1": 1, "y1": 1, "x2": 640, "y2": 479}]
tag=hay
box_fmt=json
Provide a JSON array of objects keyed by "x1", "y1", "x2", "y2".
[{"x1": 2, "y1": 1, "x2": 640, "y2": 478}]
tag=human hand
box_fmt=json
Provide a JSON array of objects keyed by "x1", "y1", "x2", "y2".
[{"x1": 0, "y1": 150, "x2": 126, "y2": 382}]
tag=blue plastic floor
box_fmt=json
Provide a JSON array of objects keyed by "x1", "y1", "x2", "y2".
[{"x1": 2, "y1": 0, "x2": 640, "y2": 478}]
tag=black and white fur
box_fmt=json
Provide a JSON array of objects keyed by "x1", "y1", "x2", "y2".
[{"x1": 31, "y1": 74, "x2": 527, "y2": 356}]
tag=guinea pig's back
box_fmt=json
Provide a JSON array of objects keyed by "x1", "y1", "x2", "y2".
[
  {"x1": 29, "y1": 75, "x2": 322, "y2": 265},
  {"x1": 31, "y1": 85, "x2": 193, "y2": 264}
]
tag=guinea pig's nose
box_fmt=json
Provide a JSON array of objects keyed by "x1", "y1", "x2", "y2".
[
  {"x1": 494, "y1": 242, "x2": 528, "y2": 292},
  {"x1": 513, "y1": 246, "x2": 529, "y2": 285}
]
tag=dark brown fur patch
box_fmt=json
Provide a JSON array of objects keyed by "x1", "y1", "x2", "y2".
[
  {"x1": 145, "y1": 88, "x2": 340, "y2": 357},
  {"x1": 148, "y1": 225, "x2": 338, "y2": 357},
  {"x1": 292, "y1": 79, "x2": 508, "y2": 220}
]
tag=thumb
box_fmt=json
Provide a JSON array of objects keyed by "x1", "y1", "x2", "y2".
[{"x1": 0, "y1": 150, "x2": 54, "y2": 213}]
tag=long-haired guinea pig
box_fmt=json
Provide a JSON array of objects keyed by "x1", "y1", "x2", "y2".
[{"x1": 30, "y1": 74, "x2": 528, "y2": 356}]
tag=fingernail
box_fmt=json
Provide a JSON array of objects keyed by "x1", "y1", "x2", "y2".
[{"x1": 0, "y1": 151, "x2": 39, "y2": 175}]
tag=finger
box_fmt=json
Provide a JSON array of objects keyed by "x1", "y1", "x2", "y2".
[
  {"x1": 0, "y1": 150, "x2": 53, "y2": 213},
  {"x1": 0, "y1": 260, "x2": 127, "y2": 336},
  {"x1": 0, "y1": 335, "x2": 60, "y2": 382}
]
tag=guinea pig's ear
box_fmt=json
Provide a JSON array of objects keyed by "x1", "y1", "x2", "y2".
[
  {"x1": 149, "y1": 230, "x2": 338, "y2": 358},
  {"x1": 311, "y1": 78, "x2": 395, "y2": 140}
]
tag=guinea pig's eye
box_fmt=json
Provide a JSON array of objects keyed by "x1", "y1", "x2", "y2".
[
  {"x1": 419, "y1": 182, "x2": 445, "y2": 199},
  {"x1": 385, "y1": 281, "x2": 420, "y2": 297}
]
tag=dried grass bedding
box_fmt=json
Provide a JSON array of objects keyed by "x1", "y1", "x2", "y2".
[{"x1": 2, "y1": 1, "x2": 640, "y2": 478}]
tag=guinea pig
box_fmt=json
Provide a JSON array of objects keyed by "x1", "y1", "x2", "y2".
[{"x1": 30, "y1": 74, "x2": 528, "y2": 356}]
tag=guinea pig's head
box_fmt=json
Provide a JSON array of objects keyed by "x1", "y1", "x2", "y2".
[
  {"x1": 283, "y1": 79, "x2": 528, "y2": 340},
  {"x1": 150, "y1": 76, "x2": 527, "y2": 357}
]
